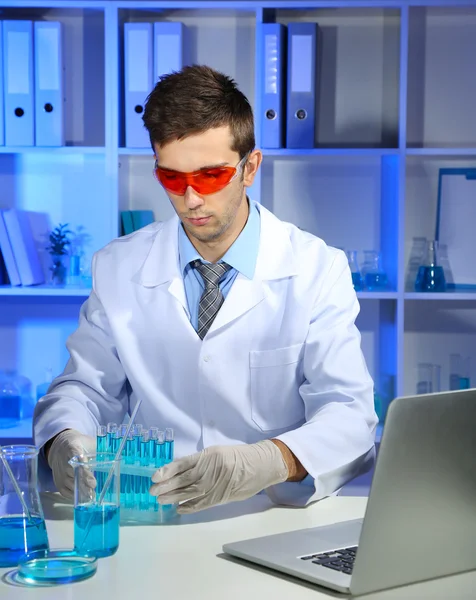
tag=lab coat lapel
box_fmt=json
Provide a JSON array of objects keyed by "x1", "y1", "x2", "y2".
[
  {"x1": 137, "y1": 215, "x2": 189, "y2": 314},
  {"x1": 208, "y1": 204, "x2": 299, "y2": 335}
]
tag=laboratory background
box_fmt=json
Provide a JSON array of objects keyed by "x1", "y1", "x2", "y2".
[{"x1": 1, "y1": 0, "x2": 476, "y2": 494}]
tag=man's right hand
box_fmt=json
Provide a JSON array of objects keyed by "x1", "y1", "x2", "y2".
[{"x1": 47, "y1": 429, "x2": 96, "y2": 499}]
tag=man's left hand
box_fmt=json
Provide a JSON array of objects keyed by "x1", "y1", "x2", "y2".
[{"x1": 149, "y1": 440, "x2": 289, "y2": 514}]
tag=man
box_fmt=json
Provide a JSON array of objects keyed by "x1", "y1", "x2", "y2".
[{"x1": 34, "y1": 65, "x2": 377, "y2": 513}]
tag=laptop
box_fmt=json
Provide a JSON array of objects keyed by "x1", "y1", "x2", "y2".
[{"x1": 223, "y1": 389, "x2": 476, "y2": 596}]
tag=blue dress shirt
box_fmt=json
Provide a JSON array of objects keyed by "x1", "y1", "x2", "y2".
[{"x1": 178, "y1": 201, "x2": 261, "y2": 331}]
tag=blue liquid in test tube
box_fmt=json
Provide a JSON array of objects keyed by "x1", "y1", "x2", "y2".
[
  {"x1": 140, "y1": 432, "x2": 150, "y2": 511},
  {"x1": 165, "y1": 428, "x2": 174, "y2": 464},
  {"x1": 96, "y1": 426, "x2": 107, "y2": 502},
  {"x1": 124, "y1": 432, "x2": 135, "y2": 508},
  {"x1": 106, "y1": 423, "x2": 118, "y2": 452}
]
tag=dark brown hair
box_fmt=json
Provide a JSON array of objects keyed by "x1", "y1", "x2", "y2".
[{"x1": 142, "y1": 65, "x2": 255, "y2": 158}]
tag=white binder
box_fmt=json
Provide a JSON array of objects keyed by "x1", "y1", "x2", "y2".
[
  {"x1": 154, "y1": 22, "x2": 184, "y2": 81},
  {"x1": 124, "y1": 23, "x2": 153, "y2": 148},
  {"x1": 34, "y1": 21, "x2": 64, "y2": 146}
]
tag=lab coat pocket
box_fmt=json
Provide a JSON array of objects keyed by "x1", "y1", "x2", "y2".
[{"x1": 249, "y1": 343, "x2": 305, "y2": 432}]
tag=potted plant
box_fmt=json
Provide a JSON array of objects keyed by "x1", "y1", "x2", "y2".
[{"x1": 46, "y1": 223, "x2": 72, "y2": 285}]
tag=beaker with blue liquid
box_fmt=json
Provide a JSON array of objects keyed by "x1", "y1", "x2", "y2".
[
  {"x1": 69, "y1": 452, "x2": 120, "y2": 558},
  {"x1": 414, "y1": 240, "x2": 447, "y2": 293},
  {"x1": 0, "y1": 445, "x2": 49, "y2": 567},
  {"x1": 361, "y1": 251, "x2": 388, "y2": 291},
  {"x1": 346, "y1": 250, "x2": 363, "y2": 292}
]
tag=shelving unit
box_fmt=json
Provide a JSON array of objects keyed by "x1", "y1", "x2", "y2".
[{"x1": 1, "y1": 0, "x2": 476, "y2": 444}]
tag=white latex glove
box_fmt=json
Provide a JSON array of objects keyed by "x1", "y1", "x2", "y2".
[
  {"x1": 47, "y1": 429, "x2": 96, "y2": 500},
  {"x1": 150, "y1": 440, "x2": 289, "y2": 514}
]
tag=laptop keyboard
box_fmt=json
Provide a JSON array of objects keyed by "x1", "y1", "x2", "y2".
[{"x1": 300, "y1": 546, "x2": 357, "y2": 575}]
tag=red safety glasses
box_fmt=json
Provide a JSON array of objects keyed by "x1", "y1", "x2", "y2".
[{"x1": 154, "y1": 154, "x2": 248, "y2": 196}]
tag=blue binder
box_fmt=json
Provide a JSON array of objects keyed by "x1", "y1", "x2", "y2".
[
  {"x1": 286, "y1": 23, "x2": 318, "y2": 149},
  {"x1": 3, "y1": 20, "x2": 35, "y2": 146},
  {"x1": 0, "y1": 22, "x2": 4, "y2": 146},
  {"x1": 124, "y1": 23, "x2": 153, "y2": 148},
  {"x1": 154, "y1": 22, "x2": 184, "y2": 81},
  {"x1": 260, "y1": 23, "x2": 286, "y2": 149},
  {"x1": 34, "y1": 21, "x2": 64, "y2": 147}
]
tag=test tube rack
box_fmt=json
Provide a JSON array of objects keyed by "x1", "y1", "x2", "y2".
[{"x1": 97, "y1": 423, "x2": 176, "y2": 524}]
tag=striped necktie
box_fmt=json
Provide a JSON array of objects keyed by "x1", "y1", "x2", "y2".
[{"x1": 193, "y1": 260, "x2": 232, "y2": 339}]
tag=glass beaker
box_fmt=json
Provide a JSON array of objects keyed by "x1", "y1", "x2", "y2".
[
  {"x1": 362, "y1": 250, "x2": 388, "y2": 291},
  {"x1": 69, "y1": 452, "x2": 120, "y2": 558},
  {"x1": 0, "y1": 370, "x2": 22, "y2": 428},
  {"x1": 414, "y1": 240, "x2": 447, "y2": 292},
  {"x1": 346, "y1": 250, "x2": 363, "y2": 292},
  {"x1": 0, "y1": 445, "x2": 49, "y2": 567},
  {"x1": 416, "y1": 363, "x2": 433, "y2": 395}
]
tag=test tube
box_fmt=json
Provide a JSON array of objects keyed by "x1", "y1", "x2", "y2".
[
  {"x1": 155, "y1": 431, "x2": 166, "y2": 468},
  {"x1": 133, "y1": 424, "x2": 143, "y2": 462},
  {"x1": 148, "y1": 428, "x2": 159, "y2": 509},
  {"x1": 460, "y1": 357, "x2": 471, "y2": 389},
  {"x1": 106, "y1": 423, "x2": 118, "y2": 452},
  {"x1": 96, "y1": 426, "x2": 107, "y2": 502},
  {"x1": 140, "y1": 432, "x2": 151, "y2": 511},
  {"x1": 125, "y1": 432, "x2": 135, "y2": 509},
  {"x1": 165, "y1": 428, "x2": 174, "y2": 464}
]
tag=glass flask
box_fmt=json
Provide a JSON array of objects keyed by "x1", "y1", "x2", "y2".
[
  {"x1": 69, "y1": 452, "x2": 120, "y2": 558},
  {"x1": 0, "y1": 370, "x2": 22, "y2": 428},
  {"x1": 0, "y1": 445, "x2": 49, "y2": 567},
  {"x1": 405, "y1": 237, "x2": 427, "y2": 291},
  {"x1": 362, "y1": 250, "x2": 388, "y2": 291},
  {"x1": 346, "y1": 250, "x2": 363, "y2": 292},
  {"x1": 414, "y1": 240, "x2": 447, "y2": 292},
  {"x1": 5, "y1": 369, "x2": 33, "y2": 419}
]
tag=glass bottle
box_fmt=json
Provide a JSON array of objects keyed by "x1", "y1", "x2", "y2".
[
  {"x1": 346, "y1": 250, "x2": 363, "y2": 292},
  {"x1": 362, "y1": 251, "x2": 388, "y2": 291},
  {"x1": 0, "y1": 371, "x2": 22, "y2": 428},
  {"x1": 5, "y1": 369, "x2": 33, "y2": 419},
  {"x1": 0, "y1": 445, "x2": 49, "y2": 567},
  {"x1": 414, "y1": 240, "x2": 447, "y2": 292}
]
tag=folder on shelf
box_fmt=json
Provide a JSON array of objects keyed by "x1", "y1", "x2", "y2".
[
  {"x1": 0, "y1": 210, "x2": 21, "y2": 286},
  {"x1": 2, "y1": 209, "x2": 45, "y2": 286},
  {"x1": 131, "y1": 210, "x2": 154, "y2": 231},
  {"x1": 121, "y1": 211, "x2": 135, "y2": 236},
  {"x1": 286, "y1": 22, "x2": 318, "y2": 149},
  {"x1": 2, "y1": 20, "x2": 35, "y2": 146},
  {"x1": 260, "y1": 23, "x2": 286, "y2": 149},
  {"x1": 124, "y1": 23, "x2": 153, "y2": 148},
  {"x1": 153, "y1": 22, "x2": 185, "y2": 82},
  {"x1": 34, "y1": 21, "x2": 64, "y2": 147},
  {"x1": 0, "y1": 22, "x2": 4, "y2": 146}
]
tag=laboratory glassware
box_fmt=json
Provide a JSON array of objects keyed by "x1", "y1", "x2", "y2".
[
  {"x1": 346, "y1": 250, "x2": 363, "y2": 292},
  {"x1": 69, "y1": 452, "x2": 120, "y2": 558},
  {"x1": 362, "y1": 251, "x2": 388, "y2": 291},
  {"x1": 414, "y1": 240, "x2": 447, "y2": 292},
  {"x1": 416, "y1": 363, "x2": 433, "y2": 395},
  {"x1": 0, "y1": 445, "x2": 49, "y2": 567},
  {"x1": 459, "y1": 357, "x2": 471, "y2": 389},
  {"x1": 449, "y1": 353, "x2": 461, "y2": 391},
  {"x1": 18, "y1": 549, "x2": 97, "y2": 585},
  {"x1": 0, "y1": 370, "x2": 22, "y2": 428}
]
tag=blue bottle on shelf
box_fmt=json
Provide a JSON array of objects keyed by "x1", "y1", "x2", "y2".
[
  {"x1": 0, "y1": 371, "x2": 22, "y2": 428},
  {"x1": 414, "y1": 241, "x2": 446, "y2": 293}
]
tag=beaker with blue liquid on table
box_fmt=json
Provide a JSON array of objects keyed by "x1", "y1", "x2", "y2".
[
  {"x1": 0, "y1": 445, "x2": 49, "y2": 567},
  {"x1": 69, "y1": 452, "x2": 120, "y2": 558}
]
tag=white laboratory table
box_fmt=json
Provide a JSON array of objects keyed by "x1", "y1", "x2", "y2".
[{"x1": 1, "y1": 492, "x2": 475, "y2": 599}]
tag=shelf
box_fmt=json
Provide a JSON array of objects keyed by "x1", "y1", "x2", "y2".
[
  {"x1": 118, "y1": 147, "x2": 154, "y2": 156},
  {"x1": 357, "y1": 292, "x2": 398, "y2": 300},
  {"x1": 406, "y1": 148, "x2": 476, "y2": 157},
  {"x1": 0, "y1": 286, "x2": 91, "y2": 297},
  {"x1": 0, "y1": 146, "x2": 106, "y2": 155},
  {"x1": 0, "y1": 418, "x2": 33, "y2": 443},
  {"x1": 404, "y1": 292, "x2": 476, "y2": 301},
  {"x1": 261, "y1": 148, "x2": 400, "y2": 157}
]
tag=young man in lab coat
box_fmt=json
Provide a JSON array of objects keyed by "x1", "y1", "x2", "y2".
[{"x1": 34, "y1": 65, "x2": 378, "y2": 512}]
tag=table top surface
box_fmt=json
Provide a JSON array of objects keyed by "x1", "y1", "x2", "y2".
[{"x1": 1, "y1": 492, "x2": 475, "y2": 599}]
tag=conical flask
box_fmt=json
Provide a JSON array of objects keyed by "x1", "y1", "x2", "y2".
[{"x1": 0, "y1": 445, "x2": 49, "y2": 567}]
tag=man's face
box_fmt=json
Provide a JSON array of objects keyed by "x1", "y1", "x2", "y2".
[{"x1": 154, "y1": 126, "x2": 259, "y2": 247}]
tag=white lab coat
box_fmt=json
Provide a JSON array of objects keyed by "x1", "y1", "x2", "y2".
[{"x1": 34, "y1": 202, "x2": 378, "y2": 506}]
